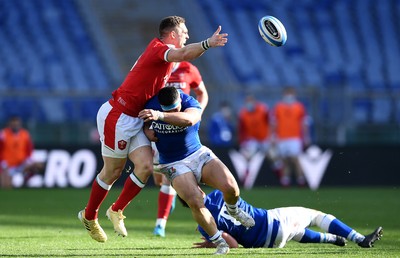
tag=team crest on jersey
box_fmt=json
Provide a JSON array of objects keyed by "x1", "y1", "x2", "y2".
[
  {"x1": 161, "y1": 166, "x2": 176, "y2": 177},
  {"x1": 118, "y1": 140, "x2": 127, "y2": 150}
]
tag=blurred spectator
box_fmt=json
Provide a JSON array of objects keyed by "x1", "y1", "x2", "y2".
[
  {"x1": 208, "y1": 101, "x2": 235, "y2": 148},
  {"x1": 238, "y1": 94, "x2": 270, "y2": 158},
  {"x1": 0, "y1": 116, "x2": 34, "y2": 188},
  {"x1": 272, "y1": 87, "x2": 310, "y2": 187}
]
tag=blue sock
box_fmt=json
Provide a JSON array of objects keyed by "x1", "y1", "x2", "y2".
[
  {"x1": 300, "y1": 229, "x2": 321, "y2": 243},
  {"x1": 328, "y1": 219, "x2": 352, "y2": 238}
]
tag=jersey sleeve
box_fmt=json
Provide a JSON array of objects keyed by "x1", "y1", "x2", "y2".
[
  {"x1": 180, "y1": 93, "x2": 202, "y2": 111},
  {"x1": 153, "y1": 39, "x2": 171, "y2": 63}
]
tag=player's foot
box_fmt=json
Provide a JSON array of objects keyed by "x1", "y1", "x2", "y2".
[
  {"x1": 214, "y1": 238, "x2": 230, "y2": 255},
  {"x1": 78, "y1": 209, "x2": 107, "y2": 242},
  {"x1": 153, "y1": 225, "x2": 166, "y2": 237},
  {"x1": 106, "y1": 205, "x2": 128, "y2": 237},
  {"x1": 229, "y1": 208, "x2": 255, "y2": 228},
  {"x1": 358, "y1": 227, "x2": 383, "y2": 248},
  {"x1": 333, "y1": 236, "x2": 347, "y2": 247}
]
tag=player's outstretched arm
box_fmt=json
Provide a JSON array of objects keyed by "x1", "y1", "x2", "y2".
[
  {"x1": 193, "y1": 232, "x2": 238, "y2": 249},
  {"x1": 167, "y1": 26, "x2": 228, "y2": 62}
]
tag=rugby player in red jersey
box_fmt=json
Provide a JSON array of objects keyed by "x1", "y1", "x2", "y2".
[{"x1": 78, "y1": 16, "x2": 227, "y2": 243}]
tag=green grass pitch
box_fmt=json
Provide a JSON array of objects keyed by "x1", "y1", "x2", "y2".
[{"x1": 0, "y1": 187, "x2": 399, "y2": 257}]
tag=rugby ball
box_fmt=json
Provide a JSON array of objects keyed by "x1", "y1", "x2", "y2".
[{"x1": 258, "y1": 16, "x2": 287, "y2": 47}]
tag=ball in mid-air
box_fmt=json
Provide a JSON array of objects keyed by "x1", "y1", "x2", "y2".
[{"x1": 258, "y1": 15, "x2": 287, "y2": 47}]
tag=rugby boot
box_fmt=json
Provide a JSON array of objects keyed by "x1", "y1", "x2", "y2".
[
  {"x1": 78, "y1": 209, "x2": 107, "y2": 242},
  {"x1": 106, "y1": 205, "x2": 128, "y2": 237},
  {"x1": 358, "y1": 227, "x2": 383, "y2": 248}
]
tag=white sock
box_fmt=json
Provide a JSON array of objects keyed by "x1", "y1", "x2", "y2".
[
  {"x1": 348, "y1": 230, "x2": 365, "y2": 243},
  {"x1": 225, "y1": 203, "x2": 238, "y2": 214},
  {"x1": 320, "y1": 233, "x2": 337, "y2": 243},
  {"x1": 155, "y1": 218, "x2": 167, "y2": 228},
  {"x1": 210, "y1": 231, "x2": 223, "y2": 244}
]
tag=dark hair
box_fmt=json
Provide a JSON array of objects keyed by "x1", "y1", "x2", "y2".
[
  {"x1": 159, "y1": 16, "x2": 185, "y2": 38},
  {"x1": 158, "y1": 86, "x2": 180, "y2": 106}
]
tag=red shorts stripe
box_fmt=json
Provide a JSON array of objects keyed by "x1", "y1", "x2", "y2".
[{"x1": 104, "y1": 107, "x2": 122, "y2": 150}]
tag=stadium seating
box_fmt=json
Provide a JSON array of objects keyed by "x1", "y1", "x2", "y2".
[
  {"x1": 197, "y1": 0, "x2": 400, "y2": 93},
  {"x1": 194, "y1": 0, "x2": 400, "y2": 138},
  {"x1": 0, "y1": 0, "x2": 112, "y2": 122},
  {"x1": 1, "y1": 0, "x2": 399, "y2": 144}
]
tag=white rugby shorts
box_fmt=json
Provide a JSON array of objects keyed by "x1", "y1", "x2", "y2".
[
  {"x1": 97, "y1": 101, "x2": 150, "y2": 158},
  {"x1": 267, "y1": 207, "x2": 322, "y2": 248},
  {"x1": 157, "y1": 146, "x2": 217, "y2": 183},
  {"x1": 277, "y1": 138, "x2": 302, "y2": 157}
]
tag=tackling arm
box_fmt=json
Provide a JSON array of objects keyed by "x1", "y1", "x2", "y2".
[{"x1": 138, "y1": 108, "x2": 201, "y2": 127}]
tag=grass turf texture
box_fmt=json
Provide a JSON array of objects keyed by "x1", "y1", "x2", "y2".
[{"x1": 0, "y1": 187, "x2": 399, "y2": 257}]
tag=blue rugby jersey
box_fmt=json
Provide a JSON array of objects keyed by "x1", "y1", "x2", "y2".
[
  {"x1": 198, "y1": 190, "x2": 280, "y2": 248},
  {"x1": 145, "y1": 92, "x2": 202, "y2": 164}
]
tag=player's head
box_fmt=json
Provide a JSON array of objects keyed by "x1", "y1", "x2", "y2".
[
  {"x1": 158, "y1": 86, "x2": 182, "y2": 112},
  {"x1": 159, "y1": 16, "x2": 188, "y2": 48},
  {"x1": 282, "y1": 86, "x2": 297, "y2": 103},
  {"x1": 7, "y1": 115, "x2": 22, "y2": 132}
]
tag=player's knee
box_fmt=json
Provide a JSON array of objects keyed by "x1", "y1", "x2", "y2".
[
  {"x1": 220, "y1": 183, "x2": 240, "y2": 200},
  {"x1": 185, "y1": 196, "x2": 204, "y2": 210},
  {"x1": 315, "y1": 213, "x2": 336, "y2": 231},
  {"x1": 134, "y1": 160, "x2": 153, "y2": 176}
]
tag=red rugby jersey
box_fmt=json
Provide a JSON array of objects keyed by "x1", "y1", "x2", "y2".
[
  {"x1": 111, "y1": 38, "x2": 173, "y2": 117},
  {"x1": 165, "y1": 61, "x2": 203, "y2": 94}
]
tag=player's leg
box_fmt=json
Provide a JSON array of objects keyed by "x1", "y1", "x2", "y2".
[
  {"x1": 172, "y1": 171, "x2": 229, "y2": 255},
  {"x1": 78, "y1": 155, "x2": 126, "y2": 242},
  {"x1": 277, "y1": 140, "x2": 291, "y2": 187},
  {"x1": 287, "y1": 139, "x2": 306, "y2": 186},
  {"x1": 106, "y1": 137, "x2": 153, "y2": 237},
  {"x1": 79, "y1": 102, "x2": 138, "y2": 242},
  {"x1": 308, "y1": 208, "x2": 383, "y2": 247},
  {"x1": 291, "y1": 228, "x2": 347, "y2": 246},
  {"x1": 153, "y1": 174, "x2": 176, "y2": 237},
  {"x1": 0, "y1": 168, "x2": 12, "y2": 189},
  {"x1": 268, "y1": 207, "x2": 344, "y2": 247},
  {"x1": 152, "y1": 142, "x2": 176, "y2": 237},
  {"x1": 201, "y1": 156, "x2": 255, "y2": 228}
]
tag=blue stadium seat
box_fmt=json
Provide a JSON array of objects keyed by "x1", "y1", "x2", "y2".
[
  {"x1": 372, "y1": 98, "x2": 392, "y2": 124},
  {"x1": 352, "y1": 99, "x2": 372, "y2": 124}
]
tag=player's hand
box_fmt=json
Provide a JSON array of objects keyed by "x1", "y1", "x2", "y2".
[
  {"x1": 208, "y1": 26, "x2": 228, "y2": 48},
  {"x1": 193, "y1": 237, "x2": 216, "y2": 248},
  {"x1": 138, "y1": 109, "x2": 163, "y2": 122}
]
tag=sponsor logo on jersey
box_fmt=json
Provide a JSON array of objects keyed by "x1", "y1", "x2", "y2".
[
  {"x1": 151, "y1": 121, "x2": 187, "y2": 134},
  {"x1": 165, "y1": 82, "x2": 187, "y2": 89}
]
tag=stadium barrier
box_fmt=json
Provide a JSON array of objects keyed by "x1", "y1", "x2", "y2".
[{"x1": 13, "y1": 145, "x2": 400, "y2": 189}]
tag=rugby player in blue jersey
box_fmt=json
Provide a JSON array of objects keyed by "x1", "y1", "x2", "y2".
[
  {"x1": 138, "y1": 86, "x2": 255, "y2": 255},
  {"x1": 186, "y1": 189, "x2": 383, "y2": 249}
]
